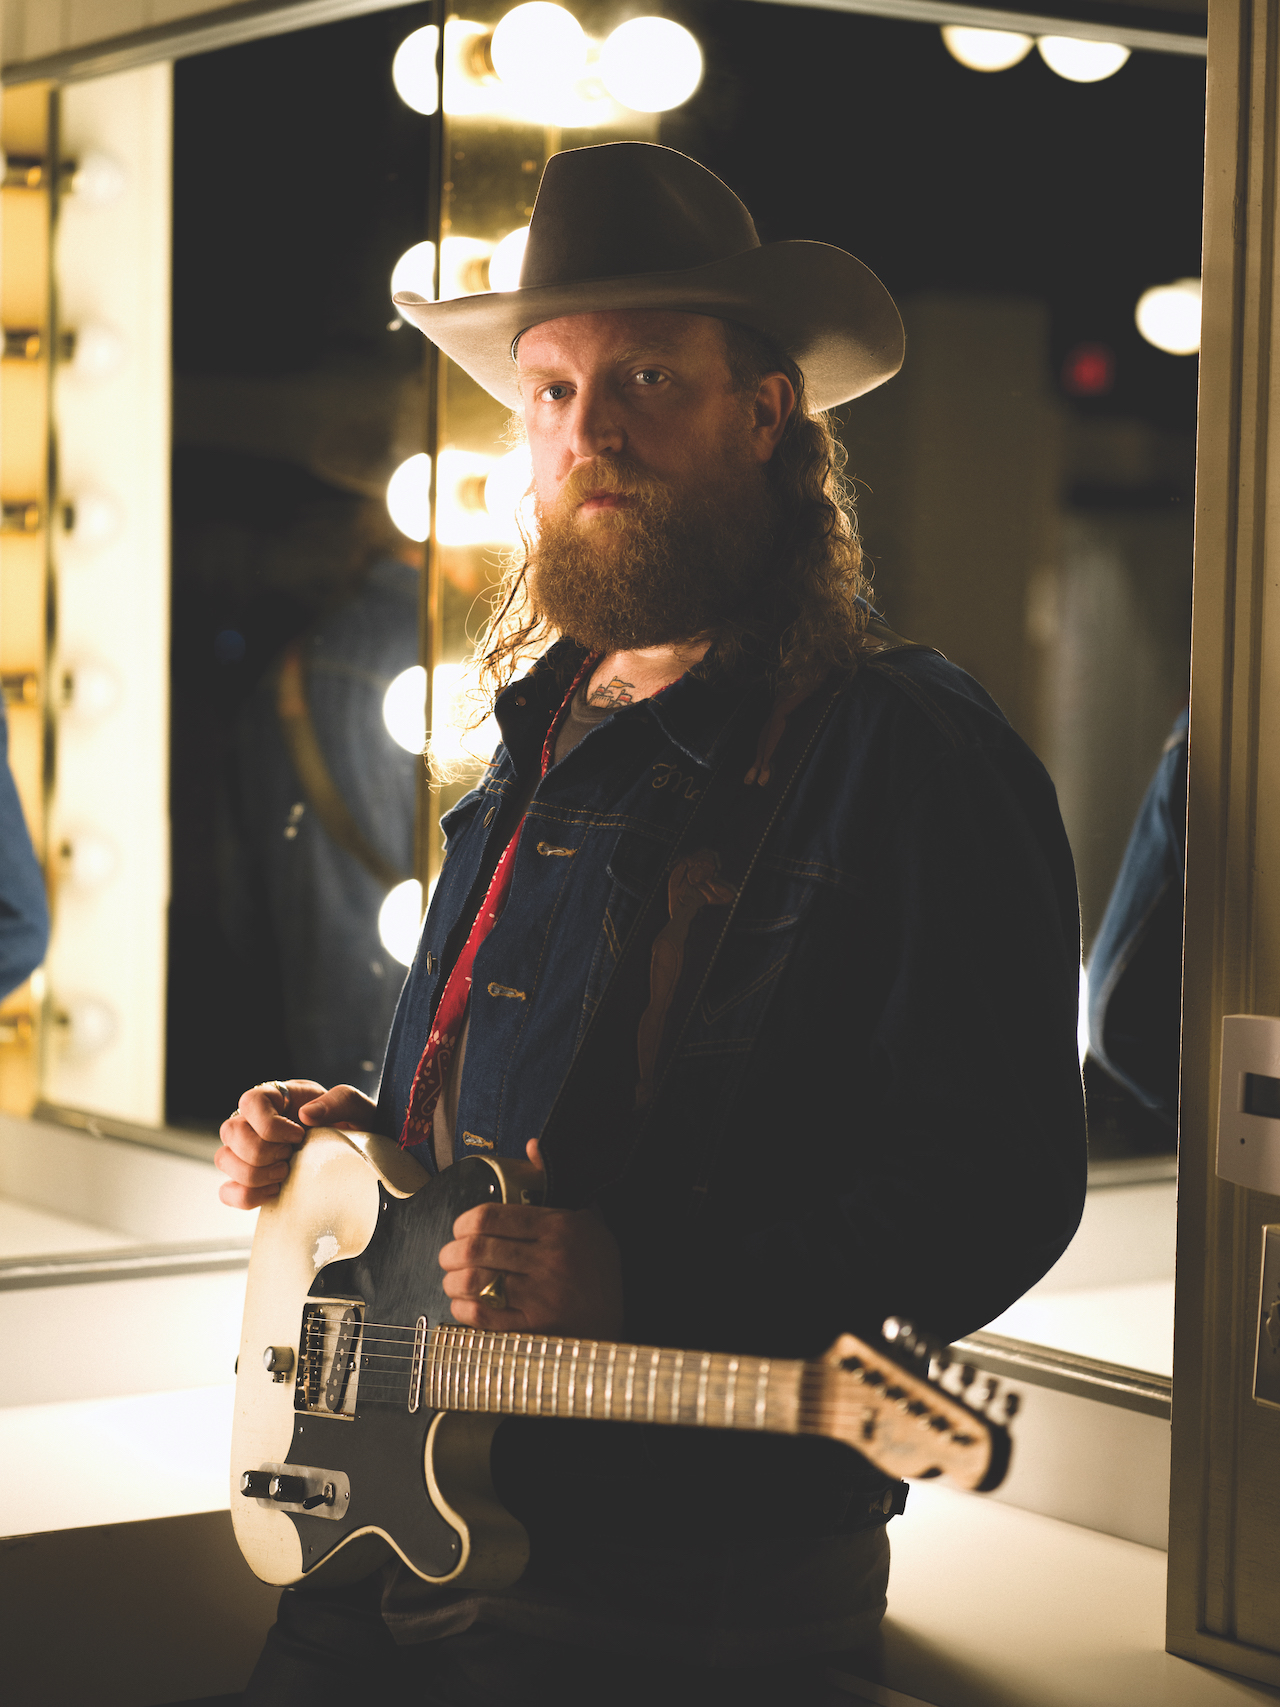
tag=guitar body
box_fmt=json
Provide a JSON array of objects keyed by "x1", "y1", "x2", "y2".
[{"x1": 231, "y1": 1129, "x2": 539, "y2": 1593}]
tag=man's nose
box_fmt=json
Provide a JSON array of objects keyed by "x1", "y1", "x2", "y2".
[{"x1": 565, "y1": 383, "x2": 625, "y2": 461}]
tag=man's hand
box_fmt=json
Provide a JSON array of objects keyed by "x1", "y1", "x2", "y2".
[
  {"x1": 215, "y1": 1080, "x2": 379, "y2": 1209},
  {"x1": 439, "y1": 1139, "x2": 624, "y2": 1338}
]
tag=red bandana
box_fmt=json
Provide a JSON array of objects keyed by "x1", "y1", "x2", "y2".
[{"x1": 398, "y1": 654, "x2": 597, "y2": 1150}]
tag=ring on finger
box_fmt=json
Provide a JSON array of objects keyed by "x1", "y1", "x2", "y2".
[
  {"x1": 271, "y1": 1079, "x2": 291, "y2": 1106},
  {"x1": 477, "y1": 1271, "x2": 508, "y2": 1309}
]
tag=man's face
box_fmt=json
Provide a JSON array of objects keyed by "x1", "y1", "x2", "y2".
[{"x1": 514, "y1": 310, "x2": 787, "y2": 652}]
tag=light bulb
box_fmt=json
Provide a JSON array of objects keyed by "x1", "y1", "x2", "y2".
[
  {"x1": 1135, "y1": 277, "x2": 1201, "y2": 356},
  {"x1": 483, "y1": 445, "x2": 535, "y2": 544},
  {"x1": 67, "y1": 321, "x2": 126, "y2": 381},
  {"x1": 386, "y1": 453, "x2": 433, "y2": 542},
  {"x1": 391, "y1": 240, "x2": 437, "y2": 303},
  {"x1": 59, "y1": 829, "x2": 118, "y2": 891},
  {"x1": 440, "y1": 235, "x2": 493, "y2": 299},
  {"x1": 1037, "y1": 37, "x2": 1130, "y2": 82},
  {"x1": 940, "y1": 25, "x2": 1033, "y2": 72},
  {"x1": 490, "y1": 4, "x2": 587, "y2": 90},
  {"x1": 392, "y1": 24, "x2": 440, "y2": 114},
  {"x1": 59, "y1": 994, "x2": 118, "y2": 1056},
  {"x1": 599, "y1": 18, "x2": 704, "y2": 112},
  {"x1": 488, "y1": 227, "x2": 529, "y2": 293},
  {"x1": 430, "y1": 662, "x2": 501, "y2": 772},
  {"x1": 383, "y1": 665, "x2": 427, "y2": 755},
  {"x1": 68, "y1": 149, "x2": 126, "y2": 206},
  {"x1": 378, "y1": 878, "x2": 424, "y2": 967},
  {"x1": 61, "y1": 659, "x2": 121, "y2": 722},
  {"x1": 64, "y1": 491, "x2": 124, "y2": 550}
]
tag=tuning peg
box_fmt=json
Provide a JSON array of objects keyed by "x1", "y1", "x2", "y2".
[
  {"x1": 932, "y1": 1346, "x2": 952, "y2": 1372},
  {"x1": 960, "y1": 1364, "x2": 977, "y2": 1391},
  {"x1": 983, "y1": 1377, "x2": 1000, "y2": 1408},
  {"x1": 1004, "y1": 1392, "x2": 1021, "y2": 1422}
]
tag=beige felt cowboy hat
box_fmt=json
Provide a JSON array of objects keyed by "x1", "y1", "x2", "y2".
[{"x1": 393, "y1": 142, "x2": 904, "y2": 412}]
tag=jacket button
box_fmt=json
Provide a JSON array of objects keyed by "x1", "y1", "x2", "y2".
[
  {"x1": 484, "y1": 807, "x2": 496, "y2": 826},
  {"x1": 425, "y1": 952, "x2": 437, "y2": 972},
  {"x1": 514, "y1": 696, "x2": 527, "y2": 707}
]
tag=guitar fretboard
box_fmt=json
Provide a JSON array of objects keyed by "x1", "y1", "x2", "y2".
[{"x1": 424, "y1": 1324, "x2": 814, "y2": 1436}]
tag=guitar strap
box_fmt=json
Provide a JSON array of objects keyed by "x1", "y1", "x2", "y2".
[{"x1": 539, "y1": 616, "x2": 935, "y2": 1212}]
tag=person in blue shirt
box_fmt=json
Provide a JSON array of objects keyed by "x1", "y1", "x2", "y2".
[
  {"x1": 217, "y1": 145, "x2": 1087, "y2": 1705},
  {"x1": 0, "y1": 700, "x2": 48, "y2": 1001}
]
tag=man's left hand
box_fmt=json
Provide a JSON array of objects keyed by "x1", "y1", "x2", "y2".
[{"x1": 439, "y1": 1139, "x2": 624, "y2": 1338}]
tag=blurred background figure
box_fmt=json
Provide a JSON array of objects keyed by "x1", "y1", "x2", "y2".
[{"x1": 0, "y1": 700, "x2": 48, "y2": 1000}]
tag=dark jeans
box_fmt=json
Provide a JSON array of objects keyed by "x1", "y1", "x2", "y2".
[{"x1": 243, "y1": 1576, "x2": 871, "y2": 1706}]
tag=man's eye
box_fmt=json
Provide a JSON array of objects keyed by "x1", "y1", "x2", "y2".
[
  {"x1": 542, "y1": 383, "x2": 570, "y2": 401},
  {"x1": 633, "y1": 369, "x2": 665, "y2": 386}
]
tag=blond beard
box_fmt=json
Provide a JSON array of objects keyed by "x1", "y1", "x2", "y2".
[{"x1": 529, "y1": 451, "x2": 777, "y2": 655}]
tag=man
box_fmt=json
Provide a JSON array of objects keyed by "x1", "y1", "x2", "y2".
[{"x1": 219, "y1": 144, "x2": 1086, "y2": 1704}]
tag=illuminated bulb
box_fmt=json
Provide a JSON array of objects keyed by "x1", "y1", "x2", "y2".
[
  {"x1": 59, "y1": 829, "x2": 118, "y2": 891},
  {"x1": 600, "y1": 18, "x2": 704, "y2": 112},
  {"x1": 430, "y1": 662, "x2": 501, "y2": 772},
  {"x1": 64, "y1": 491, "x2": 124, "y2": 550},
  {"x1": 490, "y1": 4, "x2": 588, "y2": 90},
  {"x1": 390, "y1": 240, "x2": 437, "y2": 303},
  {"x1": 61, "y1": 659, "x2": 121, "y2": 722},
  {"x1": 440, "y1": 235, "x2": 493, "y2": 299},
  {"x1": 59, "y1": 994, "x2": 118, "y2": 1056},
  {"x1": 483, "y1": 444, "x2": 535, "y2": 544},
  {"x1": 383, "y1": 665, "x2": 427, "y2": 755},
  {"x1": 392, "y1": 24, "x2": 440, "y2": 114},
  {"x1": 386, "y1": 453, "x2": 433, "y2": 541},
  {"x1": 940, "y1": 25, "x2": 1033, "y2": 72},
  {"x1": 68, "y1": 149, "x2": 127, "y2": 206},
  {"x1": 1036, "y1": 37, "x2": 1130, "y2": 82},
  {"x1": 488, "y1": 227, "x2": 529, "y2": 293},
  {"x1": 1134, "y1": 277, "x2": 1201, "y2": 355},
  {"x1": 68, "y1": 321, "x2": 126, "y2": 381},
  {"x1": 379, "y1": 879, "x2": 424, "y2": 967}
]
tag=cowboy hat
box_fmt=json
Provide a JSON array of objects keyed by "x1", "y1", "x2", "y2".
[{"x1": 393, "y1": 142, "x2": 904, "y2": 411}]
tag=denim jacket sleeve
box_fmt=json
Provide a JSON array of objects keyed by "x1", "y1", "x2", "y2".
[{"x1": 0, "y1": 704, "x2": 49, "y2": 1000}]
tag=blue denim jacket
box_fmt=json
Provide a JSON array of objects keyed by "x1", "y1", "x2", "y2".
[{"x1": 375, "y1": 637, "x2": 1086, "y2": 1549}]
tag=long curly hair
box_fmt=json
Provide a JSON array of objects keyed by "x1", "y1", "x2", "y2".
[{"x1": 467, "y1": 318, "x2": 873, "y2": 716}]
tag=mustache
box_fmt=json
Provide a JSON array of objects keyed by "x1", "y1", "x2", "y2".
[{"x1": 551, "y1": 458, "x2": 669, "y2": 511}]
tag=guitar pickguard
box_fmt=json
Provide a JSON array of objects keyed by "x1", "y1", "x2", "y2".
[{"x1": 231, "y1": 1134, "x2": 533, "y2": 1592}]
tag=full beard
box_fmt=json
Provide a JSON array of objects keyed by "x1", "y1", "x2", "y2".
[{"x1": 528, "y1": 452, "x2": 778, "y2": 655}]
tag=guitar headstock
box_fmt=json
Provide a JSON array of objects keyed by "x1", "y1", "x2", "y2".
[{"x1": 810, "y1": 1317, "x2": 1019, "y2": 1493}]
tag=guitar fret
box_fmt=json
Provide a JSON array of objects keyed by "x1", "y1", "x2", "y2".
[
  {"x1": 671, "y1": 1349, "x2": 685, "y2": 1423},
  {"x1": 484, "y1": 1332, "x2": 493, "y2": 1412},
  {"x1": 755, "y1": 1360, "x2": 771, "y2": 1429},
  {"x1": 604, "y1": 1344, "x2": 617, "y2": 1418},
  {"x1": 585, "y1": 1343, "x2": 598, "y2": 1417},
  {"x1": 536, "y1": 1339, "x2": 547, "y2": 1412},
  {"x1": 625, "y1": 1346, "x2": 637, "y2": 1420},
  {"x1": 725, "y1": 1357, "x2": 738, "y2": 1429},
  {"x1": 553, "y1": 1341, "x2": 564, "y2": 1414},
  {"x1": 520, "y1": 1337, "x2": 531, "y2": 1413},
  {"x1": 646, "y1": 1349, "x2": 660, "y2": 1422},
  {"x1": 567, "y1": 1342, "x2": 579, "y2": 1416},
  {"x1": 696, "y1": 1352, "x2": 711, "y2": 1426}
]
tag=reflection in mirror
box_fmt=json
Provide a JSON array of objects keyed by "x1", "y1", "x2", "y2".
[{"x1": 0, "y1": 8, "x2": 1202, "y2": 1410}]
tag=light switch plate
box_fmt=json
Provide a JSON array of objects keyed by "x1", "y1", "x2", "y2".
[
  {"x1": 1255, "y1": 1226, "x2": 1280, "y2": 1408},
  {"x1": 1217, "y1": 1014, "x2": 1280, "y2": 1194}
]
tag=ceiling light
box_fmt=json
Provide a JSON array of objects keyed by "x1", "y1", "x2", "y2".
[
  {"x1": 386, "y1": 453, "x2": 433, "y2": 541},
  {"x1": 599, "y1": 18, "x2": 704, "y2": 112},
  {"x1": 940, "y1": 25, "x2": 1033, "y2": 72},
  {"x1": 392, "y1": 24, "x2": 440, "y2": 114},
  {"x1": 1037, "y1": 37, "x2": 1130, "y2": 82},
  {"x1": 1135, "y1": 277, "x2": 1201, "y2": 355},
  {"x1": 378, "y1": 879, "x2": 424, "y2": 967}
]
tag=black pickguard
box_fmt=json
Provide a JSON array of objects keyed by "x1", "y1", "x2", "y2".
[{"x1": 274, "y1": 1157, "x2": 506, "y2": 1579}]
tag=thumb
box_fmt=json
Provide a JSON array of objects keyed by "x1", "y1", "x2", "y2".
[
  {"x1": 525, "y1": 1137, "x2": 547, "y2": 1174},
  {"x1": 298, "y1": 1083, "x2": 377, "y2": 1129}
]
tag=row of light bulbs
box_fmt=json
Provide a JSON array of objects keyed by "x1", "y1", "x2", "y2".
[
  {"x1": 393, "y1": 6, "x2": 703, "y2": 124},
  {"x1": 942, "y1": 26, "x2": 1132, "y2": 82}
]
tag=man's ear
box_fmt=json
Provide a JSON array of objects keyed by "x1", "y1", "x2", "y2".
[{"x1": 750, "y1": 373, "x2": 796, "y2": 461}]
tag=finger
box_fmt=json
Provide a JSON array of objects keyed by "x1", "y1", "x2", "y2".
[
  {"x1": 219, "y1": 1114, "x2": 297, "y2": 1169},
  {"x1": 237, "y1": 1085, "x2": 308, "y2": 1145},
  {"x1": 441, "y1": 1267, "x2": 515, "y2": 1303},
  {"x1": 218, "y1": 1177, "x2": 282, "y2": 1210},
  {"x1": 452, "y1": 1202, "x2": 551, "y2": 1242},
  {"x1": 439, "y1": 1235, "x2": 537, "y2": 1275},
  {"x1": 448, "y1": 1296, "x2": 526, "y2": 1330},
  {"x1": 525, "y1": 1137, "x2": 546, "y2": 1173},
  {"x1": 297, "y1": 1082, "x2": 378, "y2": 1128},
  {"x1": 215, "y1": 1144, "x2": 292, "y2": 1190}
]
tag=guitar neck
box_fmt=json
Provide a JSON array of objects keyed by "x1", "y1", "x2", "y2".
[{"x1": 425, "y1": 1324, "x2": 814, "y2": 1436}]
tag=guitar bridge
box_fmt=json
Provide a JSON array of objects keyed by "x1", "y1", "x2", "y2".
[{"x1": 295, "y1": 1298, "x2": 364, "y2": 1419}]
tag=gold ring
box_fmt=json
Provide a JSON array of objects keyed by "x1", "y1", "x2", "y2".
[
  {"x1": 272, "y1": 1079, "x2": 291, "y2": 1106},
  {"x1": 477, "y1": 1272, "x2": 508, "y2": 1308}
]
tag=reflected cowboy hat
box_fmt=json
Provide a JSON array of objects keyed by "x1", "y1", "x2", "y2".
[{"x1": 393, "y1": 141, "x2": 904, "y2": 412}]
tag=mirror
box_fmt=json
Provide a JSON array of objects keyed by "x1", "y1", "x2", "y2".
[{"x1": 0, "y1": 1, "x2": 1205, "y2": 1400}]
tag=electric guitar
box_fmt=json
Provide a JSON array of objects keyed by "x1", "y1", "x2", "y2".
[{"x1": 231, "y1": 1128, "x2": 1017, "y2": 1591}]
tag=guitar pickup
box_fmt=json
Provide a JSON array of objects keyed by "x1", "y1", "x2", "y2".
[
  {"x1": 295, "y1": 1298, "x2": 364, "y2": 1418},
  {"x1": 238, "y1": 1462, "x2": 351, "y2": 1521}
]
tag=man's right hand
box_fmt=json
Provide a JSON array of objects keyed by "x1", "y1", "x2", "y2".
[{"x1": 215, "y1": 1080, "x2": 380, "y2": 1209}]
